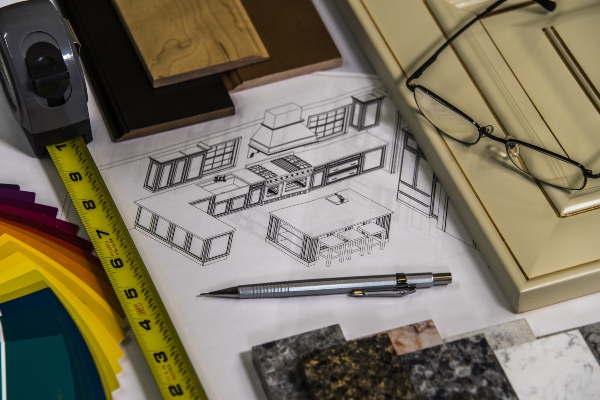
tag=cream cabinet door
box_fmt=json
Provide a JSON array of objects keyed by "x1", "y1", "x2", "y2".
[{"x1": 427, "y1": 0, "x2": 600, "y2": 215}]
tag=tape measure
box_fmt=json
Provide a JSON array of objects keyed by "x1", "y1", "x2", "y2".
[{"x1": 48, "y1": 136, "x2": 207, "y2": 400}]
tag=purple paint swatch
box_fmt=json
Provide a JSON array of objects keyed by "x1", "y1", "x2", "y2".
[
  {"x1": 0, "y1": 204, "x2": 79, "y2": 234},
  {"x1": 0, "y1": 184, "x2": 20, "y2": 190},
  {"x1": 0, "y1": 189, "x2": 35, "y2": 203},
  {"x1": 0, "y1": 198, "x2": 58, "y2": 217}
]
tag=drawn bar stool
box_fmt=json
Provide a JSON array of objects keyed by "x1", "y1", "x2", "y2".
[
  {"x1": 319, "y1": 236, "x2": 346, "y2": 267},
  {"x1": 356, "y1": 222, "x2": 387, "y2": 252},
  {"x1": 337, "y1": 229, "x2": 368, "y2": 260}
]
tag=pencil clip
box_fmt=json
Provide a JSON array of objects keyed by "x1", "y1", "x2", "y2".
[{"x1": 348, "y1": 287, "x2": 417, "y2": 298}]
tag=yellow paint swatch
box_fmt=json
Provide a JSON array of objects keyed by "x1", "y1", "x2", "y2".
[
  {"x1": 0, "y1": 225, "x2": 121, "y2": 312},
  {"x1": 0, "y1": 234, "x2": 126, "y2": 335}
]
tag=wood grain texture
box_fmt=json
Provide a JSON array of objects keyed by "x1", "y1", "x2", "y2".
[
  {"x1": 221, "y1": 0, "x2": 342, "y2": 92},
  {"x1": 112, "y1": 0, "x2": 269, "y2": 88}
]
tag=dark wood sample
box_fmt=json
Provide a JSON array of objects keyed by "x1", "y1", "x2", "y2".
[
  {"x1": 54, "y1": 0, "x2": 235, "y2": 142},
  {"x1": 220, "y1": 0, "x2": 342, "y2": 92}
]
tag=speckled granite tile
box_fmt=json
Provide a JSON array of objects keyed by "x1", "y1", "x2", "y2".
[
  {"x1": 399, "y1": 334, "x2": 518, "y2": 400},
  {"x1": 579, "y1": 321, "x2": 600, "y2": 365},
  {"x1": 496, "y1": 330, "x2": 600, "y2": 400},
  {"x1": 444, "y1": 319, "x2": 535, "y2": 351},
  {"x1": 252, "y1": 325, "x2": 346, "y2": 400},
  {"x1": 386, "y1": 320, "x2": 443, "y2": 356},
  {"x1": 301, "y1": 333, "x2": 416, "y2": 400}
]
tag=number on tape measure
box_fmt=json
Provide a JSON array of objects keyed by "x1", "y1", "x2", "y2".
[{"x1": 48, "y1": 137, "x2": 206, "y2": 400}]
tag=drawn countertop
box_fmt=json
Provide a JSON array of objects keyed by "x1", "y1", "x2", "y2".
[
  {"x1": 135, "y1": 185, "x2": 233, "y2": 239},
  {"x1": 295, "y1": 133, "x2": 387, "y2": 167},
  {"x1": 270, "y1": 189, "x2": 392, "y2": 238}
]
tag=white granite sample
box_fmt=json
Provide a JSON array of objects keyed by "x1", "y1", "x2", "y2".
[
  {"x1": 444, "y1": 319, "x2": 535, "y2": 351},
  {"x1": 496, "y1": 330, "x2": 600, "y2": 400},
  {"x1": 579, "y1": 321, "x2": 600, "y2": 364}
]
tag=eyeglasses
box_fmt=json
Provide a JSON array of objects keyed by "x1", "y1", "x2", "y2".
[{"x1": 406, "y1": 0, "x2": 600, "y2": 191}]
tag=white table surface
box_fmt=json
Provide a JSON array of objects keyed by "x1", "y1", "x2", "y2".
[{"x1": 1, "y1": 1, "x2": 599, "y2": 399}]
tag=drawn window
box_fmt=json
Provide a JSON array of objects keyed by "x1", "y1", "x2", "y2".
[
  {"x1": 203, "y1": 139, "x2": 239, "y2": 173},
  {"x1": 307, "y1": 106, "x2": 349, "y2": 139}
]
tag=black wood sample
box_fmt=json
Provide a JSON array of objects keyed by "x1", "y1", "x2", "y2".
[{"x1": 54, "y1": 0, "x2": 235, "y2": 141}]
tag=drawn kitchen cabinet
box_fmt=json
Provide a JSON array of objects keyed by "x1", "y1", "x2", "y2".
[
  {"x1": 144, "y1": 144, "x2": 209, "y2": 192},
  {"x1": 212, "y1": 199, "x2": 229, "y2": 217},
  {"x1": 246, "y1": 183, "x2": 264, "y2": 208},
  {"x1": 310, "y1": 167, "x2": 326, "y2": 190},
  {"x1": 191, "y1": 196, "x2": 213, "y2": 214},
  {"x1": 197, "y1": 168, "x2": 265, "y2": 217},
  {"x1": 362, "y1": 147, "x2": 385, "y2": 173},
  {"x1": 134, "y1": 188, "x2": 235, "y2": 265},
  {"x1": 350, "y1": 93, "x2": 384, "y2": 131},
  {"x1": 295, "y1": 133, "x2": 388, "y2": 189},
  {"x1": 325, "y1": 155, "x2": 360, "y2": 185}
]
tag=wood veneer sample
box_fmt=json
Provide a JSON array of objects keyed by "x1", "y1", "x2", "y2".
[
  {"x1": 112, "y1": 0, "x2": 269, "y2": 88},
  {"x1": 221, "y1": 0, "x2": 342, "y2": 92},
  {"x1": 55, "y1": 0, "x2": 235, "y2": 142}
]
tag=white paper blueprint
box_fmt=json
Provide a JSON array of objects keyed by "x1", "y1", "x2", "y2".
[{"x1": 88, "y1": 72, "x2": 600, "y2": 399}]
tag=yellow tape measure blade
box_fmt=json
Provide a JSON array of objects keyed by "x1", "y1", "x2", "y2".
[{"x1": 48, "y1": 136, "x2": 207, "y2": 400}]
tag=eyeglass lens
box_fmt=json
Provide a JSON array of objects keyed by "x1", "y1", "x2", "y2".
[
  {"x1": 414, "y1": 86, "x2": 585, "y2": 190},
  {"x1": 506, "y1": 141, "x2": 585, "y2": 190},
  {"x1": 414, "y1": 86, "x2": 480, "y2": 144}
]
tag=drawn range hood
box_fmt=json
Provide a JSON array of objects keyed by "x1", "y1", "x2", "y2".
[{"x1": 250, "y1": 103, "x2": 317, "y2": 155}]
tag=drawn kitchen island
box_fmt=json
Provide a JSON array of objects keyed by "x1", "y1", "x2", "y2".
[{"x1": 266, "y1": 189, "x2": 393, "y2": 266}]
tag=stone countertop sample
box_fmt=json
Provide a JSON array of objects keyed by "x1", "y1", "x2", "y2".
[
  {"x1": 251, "y1": 324, "x2": 346, "y2": 400},
  {"x1": 398, "y1": 334, "x2": 518, "y2": 400},
  {"x1": 444, "y1": 319, "x2": 536, "y2": 351},
  {"x1": 386, "y1": 319, "x2": 443, "y2": 356},
  {"x1": 301, "y1": 333, "x2": 416, "y2": 400},
  {"x1": 578, "y1": 321, "x2": 600, "y2": 364},
  {"x1": 495, "y1": 330, "x2": 600, "y2": 400}
]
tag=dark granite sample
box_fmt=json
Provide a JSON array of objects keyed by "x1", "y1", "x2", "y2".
[
  {"x1": 579, "y1": 321, "x2": 600, "y2": 364},
  {"x1": 301, "y1": 333, "x2": 416, "y2": 400},
  {"x1": 398, "y1": 335, "x2": 517, "y2": 400},
  {"x1": 252, "y1": 325, "x2": 346, "y2": 400}
]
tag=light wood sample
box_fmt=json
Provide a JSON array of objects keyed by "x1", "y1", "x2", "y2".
[{"x1": 111, "y1": 0, "x2": 269, "y2": 88}]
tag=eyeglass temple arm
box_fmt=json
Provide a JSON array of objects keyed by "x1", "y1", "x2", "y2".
[{"x1": 406, "y1": 0, "x2": 556, "y2": 91}]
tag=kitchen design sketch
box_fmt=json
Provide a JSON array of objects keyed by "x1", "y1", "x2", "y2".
[
  {"x1": 267, "y1": 189, "x2": 392, "y2": 267},
  {"x1": 396, "y1": 122, "x2": 478, "y2": 249},
  {"x1": 112, "y1": 73, "x2": 476, "y2": 267}
]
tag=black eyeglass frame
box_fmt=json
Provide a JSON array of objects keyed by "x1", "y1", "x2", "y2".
[{"x1": 405, "y1": 0, "x2": 600, "y2": 190}]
